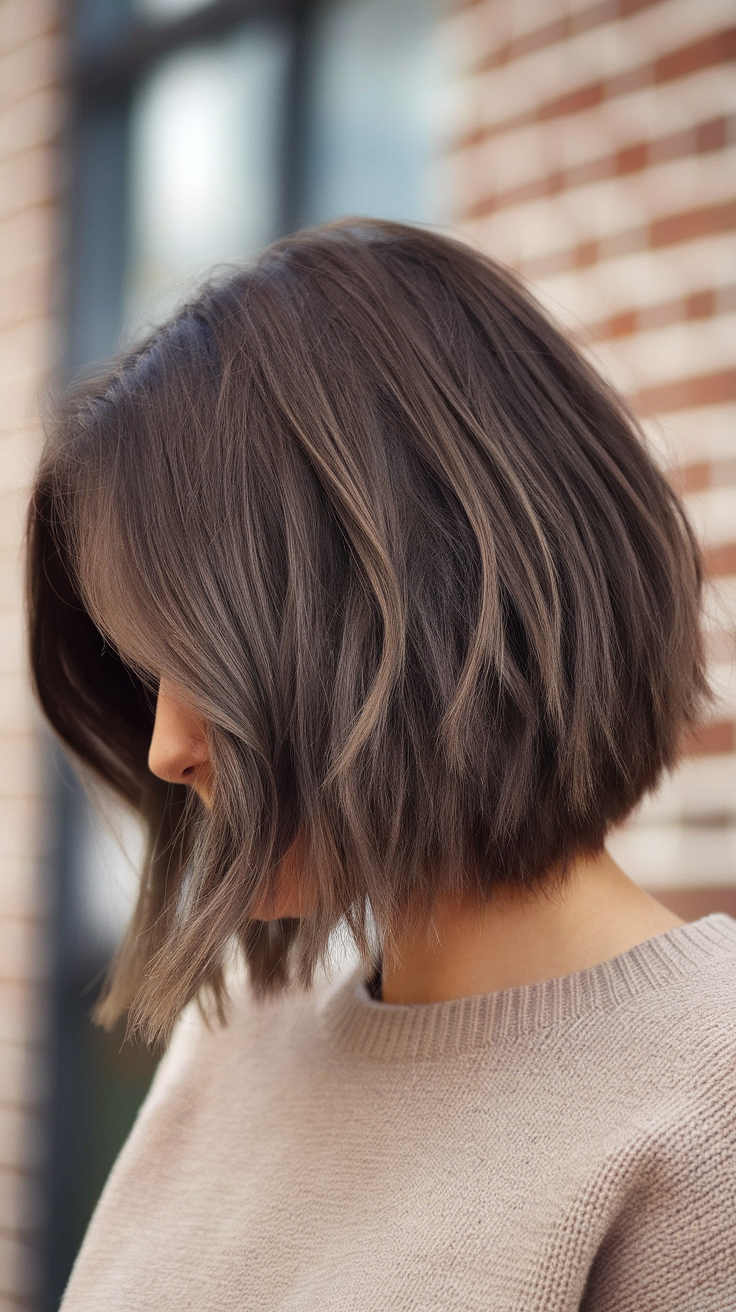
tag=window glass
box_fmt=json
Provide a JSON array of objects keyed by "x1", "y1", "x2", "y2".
[
  {"x1": 134, "y1": 0, "x2": 214, "y2": 23},
  {"x1": 78, "y1": 796, "x2": 144, "y2": 955},
  {"x1": 123, "y1": 22, "x2": 289, "y2": 342},
  {"x1": 302, "y1": 0, "x2": 445, "y2": 226}
]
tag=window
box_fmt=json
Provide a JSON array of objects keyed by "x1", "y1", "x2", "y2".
[{"x1": 125, "y1": 21, "x2": 290, "y2": 336}]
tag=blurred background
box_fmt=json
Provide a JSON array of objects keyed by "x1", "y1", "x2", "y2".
[{"x1": 1, "y1": 0, "x2": 734, "y2": 1306}]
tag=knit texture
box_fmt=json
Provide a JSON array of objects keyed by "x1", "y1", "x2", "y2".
[{"x1": 61, "y1": 914, "x2": 736, "y2": 1311}]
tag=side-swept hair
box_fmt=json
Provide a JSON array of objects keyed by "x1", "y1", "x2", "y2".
[{"x1": 27, "y1": 218, "x2": 708, "y2": 1043}]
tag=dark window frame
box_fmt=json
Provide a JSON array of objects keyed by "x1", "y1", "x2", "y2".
[{"x1": 65, "y1": 0, "x2": 312, "y2": 369}]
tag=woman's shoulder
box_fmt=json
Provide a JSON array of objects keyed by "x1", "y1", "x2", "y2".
[
  {"x1": 635, "y1": 912, "x2": 736, "y2": 1058},
  {"x1": 555, "y1": 913, "x2": 736, "y2": 1098},
  {"x1": 149, "y1": 956, "x2": 353, "y2": 1106},
  {"x1": 577, "y1": 919, "x2": 736, "y2": 1310}
]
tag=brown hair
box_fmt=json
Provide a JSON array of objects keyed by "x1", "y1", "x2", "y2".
[{"x1": 27, "y1": 218, "x2": 708, "y2": 1043}]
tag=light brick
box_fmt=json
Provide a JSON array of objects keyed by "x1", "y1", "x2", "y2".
[
  {"x1": 0, "y1": 856, "x2": 47, "y2": 921},
  {"x1": 0, "y1": 865, "x2": 45, "y2": 928},
  {"x1": 0, "y1": 980, "x2": 46, "y2": 1047},
  {"x1": 642, "y1": 403, "x2": 736, "y2": 466},
  {"x1": 0, "y1": 0, "x2": 59, "y2": 57},
  {"x1": 0, "y1": 381, "x2": 47, "y2": 438},
  {"x1": 0, "y1": 488, "x2": 31, "y2": 552},
  {"x1": 0, "y1": 1038, "x2": 46, "y2": 1108},
  {"x1": 459, "y1": 65, "x2": 736, "y2": 207},
  {"x1": 0, "y1": 551, "x2": 23, "y2": 613},
  {"x1": 469, "y1": 0, "x2": 735, "y2": 134},
  {"x1": 530, "y1": 232, "x2": 736, "y2": 328},
  {"x1": 0, "y1": 315, "x2": 52, "y2": 390},
  {"x1": 586, "y1": 309, "x2": 736, "y2": 396},
  {"x1": 0, "y1": 733, "x2": 45, "y2": 799},
  {"x1": 0, "y1": 612, "x2": 24, "y2": 677},
  {"x1": 0, "y1": 145, "x2": 55, "y2": 224},
  {"x1": 0, "y1": 30, "x2": 62, "y2": 110},
  {"x1": 0, "y1": 917, "x2": 47, "y2": 985},
  {"x1": 0, "y1": 1100, "x2": 43, "y2": 1172},
  {"x1": 0, "y1": 85, "x2": 61, "y2": 161},
  {"x1": 607, "y1": 819, "x2": 736, "y2": 889},
  {"x1": 0, "y1": 795, "x2": 50, "y2": 864},
  {"x1": 0, "y1": 428, "x2": 40, "y2": 493},
  {"x1": 0, "y1": 262, "x2": 51, "y2": 340},
  {"x1": 703, "y1": 576, "x2": 736, "y2": 633},
  {"x1": 0, "y1": 673, "x2": 39, "y2": 737},
  {"x1": 0, "y1": 1231, "x2": 39, "y2": 1299},
  {"x1": 630, "y1": 751, "x2": 736, "y2": 821},
  {"x1": 470, "y1": 146, "x2": 736, "y2": 268},
  {"x1": 709, "y1": 658, "x2": 736, "y2": 718},
  {"x1": 685, "y1": 484, "x2": 736, "y2": 549},
  {"x1": 0, "y1": 204, "x2": 56, "y2": 282},
  {"x1": 0, "y1": 1165, "x2": 43, "y2": 1239}
]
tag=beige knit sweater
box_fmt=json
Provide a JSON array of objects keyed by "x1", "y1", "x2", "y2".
[{"x1": 61, "y1": 914, "x2": 736, "y2": 1311}]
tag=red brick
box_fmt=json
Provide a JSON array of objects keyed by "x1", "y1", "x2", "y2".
[
  {"x1": 694, "y1": 117, "x2": 728, "y2": 153},
  {"x1": 575, "y1": 239, "x2": 599, "y2": 268},
  {"x1": 634, "y1": 369, "x2": 736, "y2": 416},
  {"x1": 539, "y1": 82, "x2": 604, "y2": 122},
  {"x1": 617, "y1": 0, "x2": 667, "y2": 19},
  {"x1": 682, "y1": 719, "x2": 736, "y2": 757},
  {"x1": 598, "y1": 309, "x2": 638, "y2": 338},
  {"x1": 615, "y1": 142, "x2": 647, "y2": 173},
  {"x1": 606, "y1": 64, "x2": 651, "y2": 99},
  {"x1": 685, "y1": 290, "x2": 716, "y2": 320},
  {"x1": 704, "y1": 542, "x2": 736, "y2": 578},
  {"x1": 647, "y1": 126, "x2": 694, "y2": 165},
  {"x1": 656, "y1": 28, "x2": 736, "y2": 84},
  {"x1": 671, "y1": 461, "x2": 710, "y2": 494},
  {"x1": 587, "y1": 285, "x2": 731, "y2": 342},
  {"x1": 715, "y1": 284, "x2": 736, "y2": 315},
  {"x1": 636, "y1": 299, "x2": 688, "y2": 332},
  {"x1": 651, "y1": 199, "x2": 736, "y2": 249}
]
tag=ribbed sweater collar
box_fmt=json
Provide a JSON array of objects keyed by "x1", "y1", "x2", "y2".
[{"x1": 320, "y1": 913, "x2": 736, "y2": 1062}]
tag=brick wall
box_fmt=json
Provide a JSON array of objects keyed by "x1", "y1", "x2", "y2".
[
  {"x1": 0, "y1": 0, "x2": 62, "y2": 1305},
  {"x1": 443, "y1": 0, "x2": 736, "y2": 916}
]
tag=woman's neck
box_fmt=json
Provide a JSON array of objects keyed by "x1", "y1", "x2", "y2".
[{"x1": 380, "y1": 849, "x2": 685, "y2": 1006}]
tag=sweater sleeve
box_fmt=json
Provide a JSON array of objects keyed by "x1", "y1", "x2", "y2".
[{"x1": 580, "y1": 1091, "x2": 736, "y2": 1312}]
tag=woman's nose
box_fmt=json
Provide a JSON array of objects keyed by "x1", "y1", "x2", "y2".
[{"x1": 148, "y1": 679, "x2": 210, "y2": 788}]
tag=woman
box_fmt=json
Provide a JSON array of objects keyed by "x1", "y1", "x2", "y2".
[{"x1": 28, "y1": 219, "x2": 736, "y2": 1310}]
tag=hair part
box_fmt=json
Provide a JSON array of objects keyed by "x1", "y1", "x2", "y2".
[{"x1": 26, "y1": 218, "x2": 709, "y2": 1044}]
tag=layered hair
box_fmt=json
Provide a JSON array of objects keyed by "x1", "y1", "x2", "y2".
[{"x1": 27, "y1": 218, "x2": 708, "y2": 1042}]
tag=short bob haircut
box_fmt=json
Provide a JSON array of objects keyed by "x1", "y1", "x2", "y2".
[{"x1": 27, "y1": 219, "x2": 708, "y2": 1043}]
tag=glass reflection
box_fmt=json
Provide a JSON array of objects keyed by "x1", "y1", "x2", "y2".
[
  {"x1": 135, "y1": 0, "x2": 214, "y2": 24},
  {"x1": 303, "y1": 0, "x2": 445, "y2": 227},
  {"x1": 124, "y1": 22, "x2": 288, "y2": 341}
]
